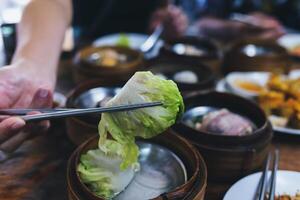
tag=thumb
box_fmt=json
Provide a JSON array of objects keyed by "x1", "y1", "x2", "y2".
[{"x1": 30, "y1": 88, "x2": 53, "y2": 109}]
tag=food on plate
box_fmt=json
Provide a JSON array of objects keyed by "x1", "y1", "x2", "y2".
[
  {"x1": 194, "y1": 109, "x2": 254, "y2": 136},
  {"x1": 275, "y1": 192, "x2": 300, "y2": 200},
  {"x1": 258, "y1": 74, "x2": 300, "y2": 129},
  {"x1": 88, "y1": 49, "x2": 129, "y2": 67},
  {"x1": 173, "y1": 70, "x2": 198, "y2": 84},
  {"x1": 234, "y1": 80, "x2": 265, "y2": 93},
  {"x1": 268, "y1": 115, "x2": 288, "y2": 127},
  {"x1": 116, "y1": 34, "x2": 130, "y2": 48},
  {"x1": 290, "y1": 45, "x2": 300, "y2": 57},
  {"x1": 173, "y1": 43, "x2": 206, "y2": 57},
  {"x1": 77, "y1": 71, "x2": 184, "y2": 199}
]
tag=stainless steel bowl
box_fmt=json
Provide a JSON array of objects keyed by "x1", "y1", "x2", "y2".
[
  {"x1": 115, "y1": 141, "x2": 187, "y2": 200},
  {"x1": 182, "y1": 106, "x2": 257, "y2": 133},
  {"x1": 73, "y1": 87, "x2": 121, "y2": 108},
  {"x1": 68, "y1": 131, "x2": 206, "y2": 200}
]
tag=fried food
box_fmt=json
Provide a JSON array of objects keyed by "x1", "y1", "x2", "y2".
[
  {"x1": 275, "y1": 192, "x2": 300, "y2": 200},
  {"x1": 258, "y1": 74, "x2": 300, "y2": 129}
]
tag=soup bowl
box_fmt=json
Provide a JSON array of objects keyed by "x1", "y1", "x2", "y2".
[
  {"x1": 73, "y1": 46, "x2": 144, "y2": 84},
  {"x1": 67, "y1": 130, "x2": 207, "y2": 200}
]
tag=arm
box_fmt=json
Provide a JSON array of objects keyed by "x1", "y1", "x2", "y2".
[
  {"x1": 196, "y1": 14, "x2": 284, "y2": 41},
  {"x1": 13, "y1": 0, "x2": 72, "y2": 88},
  {"x1": 0, "y1": 0, "x2": 72, "y2": 153}
]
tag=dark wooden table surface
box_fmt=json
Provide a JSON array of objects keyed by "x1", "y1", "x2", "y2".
[{"x1": 0, "y1": 61, "x2": 300, "y2": 200}]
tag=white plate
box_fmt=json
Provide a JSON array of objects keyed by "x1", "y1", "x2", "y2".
[
  {"x1": 225, "y1": 71, "x2": 270, "y2": 99},
  {"x1": 215, "y1": 70, "x2": 300, "y2": 136},
  {"x1": 224, "y1": 170, "x2": 300, "y2": 200},
  {"x1": 273, "y1": 126, "x2": 300, "y2": 136},
  {"x1": 93, "y1": 33, "x2": 148, "y2": 49},
  {"x1": 289, "y1": 69, "x2": 300, "y2": 79},
  {"x1": 278, "y1": 33, "x2": 300, "y2": 54},
  {"x1": 93, "y1": 33, "x2": 163, "y2": 58}
]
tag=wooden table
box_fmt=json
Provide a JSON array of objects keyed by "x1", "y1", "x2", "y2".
[{"x1": 1, "y1": 61, "x2": 300, "y2": 200}]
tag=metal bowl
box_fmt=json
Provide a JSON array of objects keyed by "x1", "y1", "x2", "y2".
[
  {"x1": 172, "y1": 92, "x2": 273, "y2": 199},
  {"x1": 223, "y1": 39, "x2": 290, "y2": 74},
  {"x1": 66, "y1": 80, "x2": 123, "y2": 145},
  {"x1": 162, "y1": 36, "x2": 220, "y2": 59},
  {"x1": 182, "y1": 106, "x2": 257, "y2": 136},
  {"x1": 73, "y1": 87, "x2": 120, "y2": 109},
  {"x1": 70, "y1": 87, "x2": 120, "y2": 125},
  {"x1": 67, "y1": 130, "x2": 207, "y2": 200},
  {"x1": 160, "y1": 36, "x2": 222, "y2": 74},
  {"x1": 148, "y1": 59, "x2": 215, "y2": 96},
  {"x1": 114, "y1": 142, "x2": 187, "y2": 200},
  {"x1": 73, "y1": 46, "x2": 144, "y2": 84}
]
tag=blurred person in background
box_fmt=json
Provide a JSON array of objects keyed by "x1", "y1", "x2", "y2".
[
  {"x1": 0, "y1": 0, "x2": 188, "y2": 154},
  {"x1": 73, "y1": 0, "x2": 188, "y2": 45},
  {"x1": 178, "y1": 0, "x2": 299, "y2": 42}
]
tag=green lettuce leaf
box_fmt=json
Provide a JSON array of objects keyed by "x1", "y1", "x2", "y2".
[
  {"x1": 116, "y1": 33, "x2": 130, "y2": 48},
  {"x1": 98, "y1": 71, "x2": 184, "y2": 170},
  {"x1": 77, "y1": 71, "x2": 183, "y2": 199},
  {"x1": 77, "y1": 149, "x2": 135, "y2": 199}
]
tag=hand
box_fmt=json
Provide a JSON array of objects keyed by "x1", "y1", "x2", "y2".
[
  {"x1": 245, "y1": 12, "x2": 285, "y2": 40},
  {"x1": 0, "y1": 60, "x2": 55, "y2": 153},
  {"x1": 149, "y1": 5, "x2": 188, "y2": 39}
]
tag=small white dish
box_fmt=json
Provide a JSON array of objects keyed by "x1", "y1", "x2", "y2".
[
  {"x1": 278, "y1": 33, "x2": 300, "y2": 55},
  {"x1": 224, "y1": 170, "x2": 300, "y2": 200},
  {"x1": 225, "y1": 71, "x2": 270, "y2": 99},
  {"x1": 289, "y1": 69, "x2": 300, "y2": 79}
]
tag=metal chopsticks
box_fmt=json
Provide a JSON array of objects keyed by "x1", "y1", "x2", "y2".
[
  {"x1": 20, "y1": 102, "x2": 162, "y2": 122},
  {"x1": 269, "y1": 150, "x2": 279, "y2": 200},
  {"x1": 0, "y1": 108, "x2": 70, "y2": 115},
  {"x1": 256, "y1": 149, "x2": 279, "y2": 200}
]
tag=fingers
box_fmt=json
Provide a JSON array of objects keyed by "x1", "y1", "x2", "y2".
[
  {"x1": 166, "y1": 5, "x2": 188, "y2": 35},
  {"x1": 0, "y1": 117, "x2": 25, "y2": 145},
  {"x1": 0, "y1": 131, "x2": 30, "y2": 153},
  {"x1": 149, "y1": 5, "x2": 188, "y2": 39},
  {"x1": 0, "y1": 112, "x2": 50, "y2": 153},
  {"x1": 30, "y1": 88, "x2": 53, "y2": 109},
  {"x1": 0, "y1": 119, "x2": 49, "y2": 153},
  {"x1": 0, "y1": 89, "x2": 53, "y2": 153},
  {"x1": 26, "y1": 111, "x2": 50, "y2": 139},
  {"x1": 0, "y1": 115, "x2": 10, "y2": 122}
]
